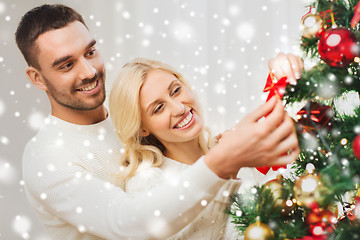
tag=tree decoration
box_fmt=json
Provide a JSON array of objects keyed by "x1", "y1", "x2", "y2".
[
  {"x1": 301, "y1": 9, "x2": 324, "y2": 38},
  {"x1": 305, "y1": 208, "x2": 337, "y2": 236},
  {"x1": 296, "y1": 102, "x2": 332, "y2": 135},
  {"x1": 263, "y1": 72, "x2": 288, "y2": 102},
  {"x1": 244, "y1": 219, "x2": 275, "y2": 240},
  {"x1": 228, "y1": 1, "x2": 360, "y2": 239},
  {"x1": 293, "y1": 172, "x2": 326, "y2": 209},
  {"x1": 318, "y1": 27, "x2": 360, "y2": 68},
  {"x1": 263, "y1": 176, "x2": 284, "y2": 207},
  {"x1": 352, "y1": 134, "x2": 360, "y2": 159}
]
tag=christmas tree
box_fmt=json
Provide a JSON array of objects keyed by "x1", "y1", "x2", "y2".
[{"x1": 228, "y1": 0, "x2": 360, "y2": 239}]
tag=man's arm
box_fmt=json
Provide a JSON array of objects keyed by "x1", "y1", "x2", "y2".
[{"x1": 23, "y1": 146, "x2": 225, "y2": 239}]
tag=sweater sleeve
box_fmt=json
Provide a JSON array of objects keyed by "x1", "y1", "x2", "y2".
[
  {"x1": 126, "y1": 161, "x2": 165, "y2": 194},
  {"x1": 23, "y1": 145, "x2": 226, "y2": 239}
]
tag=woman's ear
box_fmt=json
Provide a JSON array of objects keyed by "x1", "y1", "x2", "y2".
[
  {"x1": 139, "y1": 128, "x2": 150, "y2": 137},
  {"x1": 26, "y1": 66, "x2": 48, "y2": 91}
]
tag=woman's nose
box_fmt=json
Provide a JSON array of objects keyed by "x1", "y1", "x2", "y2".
[{"x1": 170, "y1": 100, "x2": 185, "y2": 116}]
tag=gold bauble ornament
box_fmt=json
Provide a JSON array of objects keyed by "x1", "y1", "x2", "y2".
[
  {"x1": 301, "y1": 13, "x2": 323, "y2": 38},
  {"x1": 293, "y1": 173, "x2": 326, "y2": 208},
  {"x1": 264, "y1": 176, "x2": 295, "y2": 216},
  {"x1": 264, "y1": 176, "x2": 284, "y2": 207},
  {"x1": 244, "y1": 220, "x2": 275, "y2": 240}
]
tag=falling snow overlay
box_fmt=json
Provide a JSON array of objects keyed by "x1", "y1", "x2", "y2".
[{"x1": 2, "y1": 0, "x2": 307, "y2": 239}]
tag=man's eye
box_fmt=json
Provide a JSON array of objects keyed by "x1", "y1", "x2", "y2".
[
  {"x1": 154, "y1": 104, "x2": 164, "y2": 114},
  {"x1": 60, "y1": 62, "x2": 73, "y2": 70}
]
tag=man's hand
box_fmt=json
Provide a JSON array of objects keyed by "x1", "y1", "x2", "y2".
[
  {"x1": 268, "y1": 52, "x2": 304, "y2": 85},
  {"x1": 204, "y1": 97, "x2": 299, "y2": 179}
]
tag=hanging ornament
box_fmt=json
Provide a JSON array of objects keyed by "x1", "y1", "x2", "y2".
[
  {"x1": 293, "y1": 172, "x2": 326, "y2": 209},
  {"x1": 296, "y1": 102, "x2": 332, "y2": 135},
  {"x1": 301, "y1": 10, "x2": 324, "y2": 38},
  {"x1": 352, "y1": 134, "x2": 360, "y2": 159},
  {"x1": 264, "y1": 176, "x2": 284, "y2": 207},
  {"x1": 244, "y1": 219, "x2": 275, "y2": 240},
  {"x1": 318, "y1": 27, "x2": 360, "y2": 68},
  {"x1": 306, "y1": 208, "x2": 337, "y2": 236},
  {"x1": 263, "y1": 175, "x2": 296, "y2": 216}
]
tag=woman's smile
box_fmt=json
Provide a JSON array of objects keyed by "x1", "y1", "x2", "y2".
[{"x1": 173, "y1": 109, "x2": 196, "y2": 129}]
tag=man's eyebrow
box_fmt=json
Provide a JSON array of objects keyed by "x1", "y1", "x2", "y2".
[
  {"x1": 51, "y1": 39, "x2": 97, "y2": 68},
  {"x1": 51, "y1": 55, "x2": 71, "y2": 68}
]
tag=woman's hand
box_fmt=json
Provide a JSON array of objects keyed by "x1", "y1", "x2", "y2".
[
  {"x1": 268, "y1": 52, "x2": 304, "y2": 85},
  {"x1": 205, "y1": 97, "x2": 299, "y2": 179}
]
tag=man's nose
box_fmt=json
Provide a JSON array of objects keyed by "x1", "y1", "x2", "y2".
[{"x1": 78, "y1": 58, "x2": 96, "y2": 80}]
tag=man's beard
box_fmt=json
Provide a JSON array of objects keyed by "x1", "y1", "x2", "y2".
[{"x1": 45, "y1": 70, "x2": 106, "y2": 111}]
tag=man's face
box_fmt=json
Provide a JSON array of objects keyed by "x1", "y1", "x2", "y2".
[{"x1": 35, "y1": 21, "x2": 106, "y2": 111}]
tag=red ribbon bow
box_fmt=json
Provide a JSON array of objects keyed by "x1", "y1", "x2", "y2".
[
  {"x1": 263, "y1": 72, "x2": 288, "y2": 101},
  {"x1": 256, "y1": 73, "x2": 288, "y2": 175},
  {"x1": 351, "y1": 1, "x2": 360, "y2": 28}
]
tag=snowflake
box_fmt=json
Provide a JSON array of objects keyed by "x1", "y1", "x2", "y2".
[
  {"x1": 12, "y1": 215, "x2": 32, "y2": 237},
  {"x1": 0, "y1": 159, "x2": 16, "y2": 184},
  {"x1": 236, "y1": 22, "x2": 256, "y2": 41},
  {"x1": 27, "y1": 112, "x2": 45, "y2": 131}
]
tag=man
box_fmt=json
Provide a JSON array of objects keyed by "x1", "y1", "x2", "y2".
[{"x1": 16, "y1": 4, "x2": 301, "y2": 240}]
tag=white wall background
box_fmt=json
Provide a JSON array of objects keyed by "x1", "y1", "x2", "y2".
[{"x1": 0, "y1": 0, "x2": 310, "y2": 239}]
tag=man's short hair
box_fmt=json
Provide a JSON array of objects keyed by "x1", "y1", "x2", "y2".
[{"x1": 15, "y1": 4, "x2": 87, "y2": 69}]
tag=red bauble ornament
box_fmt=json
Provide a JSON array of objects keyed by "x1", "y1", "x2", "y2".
[
  {"x1": 306, "y1": 208, "x2": 337, "y2": 236},
  {"x1": 353, "y1": 134, "x2": 360, "y2": 159},
  {"x1": 296, "y1": 102, "x2": 332, "y2": 135},
  {"x1": 318, "y1": 27, "x2": 360, "y2": 68}
]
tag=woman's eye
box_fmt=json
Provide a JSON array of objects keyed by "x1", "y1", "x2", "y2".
[
  {"x1": 87, "y1": 48, "x2": 96, "y2": 57},
  {"x1": 172, "y1": 86, "x2": 181, "y2": 96},
  {"x1": 154, "y1": 104, "x2": 164, "y2": 114}
]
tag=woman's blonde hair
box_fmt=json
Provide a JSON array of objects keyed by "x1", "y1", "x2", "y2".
[{"x1": 109, "y1": 58, "x2": 212, "y2": 180}]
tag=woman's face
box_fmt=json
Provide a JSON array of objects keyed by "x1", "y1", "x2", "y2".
[{"x1": 139, "y1": 69, "x2": 204, "y2": 148}]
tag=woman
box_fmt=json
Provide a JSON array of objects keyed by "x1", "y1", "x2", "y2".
[{"x1": 109, "y1": 56, "x2": 302, "y2": 239}]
